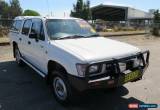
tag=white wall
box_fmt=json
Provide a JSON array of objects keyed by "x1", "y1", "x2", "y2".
[{"x1": 127, "y1": 8, "x2": 153, "y2": 19}]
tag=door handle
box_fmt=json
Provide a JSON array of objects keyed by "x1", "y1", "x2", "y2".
[
  {"x1": 19, "y1": 38, "x2": 22, "y2": 41},
  {"x1": 40, "y1": 45, "x2": 44, "y2": 48},
  {"x1": 28, "y1": 41, "x2": 31, "y2": 45}
]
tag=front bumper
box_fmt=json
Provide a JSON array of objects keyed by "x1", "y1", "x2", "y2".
[{"x1": 68, "y1": 50, "x2": 150, "y2": 92}]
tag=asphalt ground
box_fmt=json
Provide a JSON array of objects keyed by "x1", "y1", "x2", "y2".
[{"x1": 0, "y1": 35, "x2": 160, "y2": 110}]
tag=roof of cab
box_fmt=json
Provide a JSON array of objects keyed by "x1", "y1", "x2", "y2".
[{"x1": 14, "y1": 16, "x2": 80, "y2": 20}]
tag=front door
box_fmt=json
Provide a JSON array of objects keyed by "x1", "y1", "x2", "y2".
[{"x1": 27, "y1": 18, "x2": 48, "y2": 74}]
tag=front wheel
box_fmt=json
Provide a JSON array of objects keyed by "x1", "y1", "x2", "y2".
[
  {"x1": 53, "y1": 76, "x2": 68, "y2": 101},
  {"x1": 51, "y1": 71, "x2": 77, "y2": 104}
]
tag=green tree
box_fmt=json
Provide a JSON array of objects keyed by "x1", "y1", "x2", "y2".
[
  {"x1": 0, "y1": 1, "x2": 9, "y2": 18},
  {"x1": 70, "y1": 0, "x2": 91, "y2": 20},
  {"x1": 23, "y1": 10, "x2": 40, "y2": 16},
  {"x1": 154, "y1": 10, "x2": 160, "y2": 23},
  {"x1": 153, "y1": 10, "x2": 160, "y2": 36},
  {"x1": 9, "y1": 0, "x2": 22, "y2": 19},
  {"x1": 83, "y1": 0, "x2": 91, "y2": 20}
]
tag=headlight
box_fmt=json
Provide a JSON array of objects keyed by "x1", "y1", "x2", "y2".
[
  {"x1": 76, "y1": 64, "x2": 101, "y2": 77},
  {"x1": 89, "y1": 65, "x2": 99, "y2": 73},
  {"x1": 119, "y1": 62, "x2": 126, "y2": 72},
  {"x1": 133, "y1": 58, "x2": 142, "y2": 67},
  {"x1": 76, "y1": 64, "x2": 88, "y2": 77}
]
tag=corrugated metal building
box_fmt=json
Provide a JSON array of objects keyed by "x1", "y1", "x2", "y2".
[{"x1": 91, "y1": 4, "x2": 154, "y2": 26}]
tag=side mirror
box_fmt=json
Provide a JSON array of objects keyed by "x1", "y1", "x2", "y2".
[
  {"x1": 29, "y1": 32, "x2": 39, "y2": 42},
  {"x1": 29, "y1": 32, "x2": 37, "y2": 39}
]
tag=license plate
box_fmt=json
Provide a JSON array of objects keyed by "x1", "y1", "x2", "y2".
[{"x1": 124, "y1": 70, "x2": 141, "y2": 83}]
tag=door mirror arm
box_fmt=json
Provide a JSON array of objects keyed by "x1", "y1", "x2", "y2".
[{"x1": 29, "y1": 32, "x2": 39, "y2": 42}]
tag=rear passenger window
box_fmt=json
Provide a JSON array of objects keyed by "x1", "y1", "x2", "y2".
[
  {"x1": 22, "y1": 19, "x2": 32, "y2": 35},
  {"x1": 11, "y1": 21, "x2": 16, "y2": 31},
  {"x1": 15, "y1": 20, "x2": 22, "y2": 32},
  {"x1": 11, "y1": 20, "x2": 22, "y2": 32}
]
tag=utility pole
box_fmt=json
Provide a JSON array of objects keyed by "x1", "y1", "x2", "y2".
[{"x1": 0, "y1": 15, "x2": 1, "y2": 26}]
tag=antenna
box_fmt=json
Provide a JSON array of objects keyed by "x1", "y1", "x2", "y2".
[{"x1": 46, "y1": 0, "x2": 50, "y2": 16}]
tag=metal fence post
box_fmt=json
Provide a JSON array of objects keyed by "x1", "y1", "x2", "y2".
[{"x1": 0, "y1": 15, "x2": 2, "y2": 26}]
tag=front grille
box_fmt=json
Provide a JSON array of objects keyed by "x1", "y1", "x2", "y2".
[
  {"x1": 87, "y1": 51, "x2": 150, "y2": 80},
  {"x1": 88, "y1": 58, "x2": 138, "y2": 80},
  {"x1": 105, "y1": 63, "x2": 118, "y2": 75},
  {"x1": 88, "y1": 63, "x2": 119, "y2": 80},
  {"x1": 126, "y1": 60, "x2": 134, "y2": 70}
]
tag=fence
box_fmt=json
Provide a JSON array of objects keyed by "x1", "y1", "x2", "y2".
[
  {"x1": 0, "y1": 19, "x2": 12, "y2": 37},
  {"x1": 92, "y1": 20, "x2": 152, "y2": 33},
  {"x1": 0, "y1": 18, "x2": 159, "y2": 37},
  {"x1": 152, "y1": 23, "x2": 160, "y2": 36},
  {"x1": 0, "y1": 19, "x2": 13, "y2": 28}
]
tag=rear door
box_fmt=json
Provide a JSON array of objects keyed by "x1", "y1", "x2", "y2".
[
  {"x1": 14, "y1": 20, "x2": 24, "y2": 55},
  {"x1": 9, "y1": 20, "x2": 23, "y2": 53},
  {"x1": 20, "y1": 19, "x2": 32, "y2": 61}
]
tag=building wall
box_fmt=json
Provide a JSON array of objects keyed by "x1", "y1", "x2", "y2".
[{"x1": 127, "y1": 7, "x2": 153, "y2": 20}]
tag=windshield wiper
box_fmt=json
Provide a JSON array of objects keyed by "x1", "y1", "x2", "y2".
[
  {"x1": 57, "y1": 35, "x2": 85, "y2": 40},
  {"x1": 86, "y1": 33, "x2": 100, "y2": 38}
]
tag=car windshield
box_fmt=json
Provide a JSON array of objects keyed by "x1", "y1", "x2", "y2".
[{"x1": 46, "y1": 19, "x2": 98, "y2": 40}]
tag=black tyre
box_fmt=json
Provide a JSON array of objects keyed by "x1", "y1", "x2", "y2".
[
  {"x1": 50, "y1": 70, "x2": 77, "y2": 104},
  {"x1": 103, "y1": 86, "x2": 121, "y2": 93},
  {"x1": 15, "y1": 46, "x2": 24, "y2": 66}
]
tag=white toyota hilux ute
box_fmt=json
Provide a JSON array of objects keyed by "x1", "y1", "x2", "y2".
[{"x1": 9, "y1": 16, "x2": 150, "y2": 103}]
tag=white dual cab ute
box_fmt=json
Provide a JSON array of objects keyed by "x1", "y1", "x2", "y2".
[{"x1": 9, "y1": 16, "x2": 150, "y2": 103}]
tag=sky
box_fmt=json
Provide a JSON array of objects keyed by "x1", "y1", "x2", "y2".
[{"x1": 5, "y1": 0, "x2": 160, "y2": 17}]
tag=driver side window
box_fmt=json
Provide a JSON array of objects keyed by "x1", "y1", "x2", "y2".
[{"x1": 31, "y1": 19, "x2": 45, "y2": 41}]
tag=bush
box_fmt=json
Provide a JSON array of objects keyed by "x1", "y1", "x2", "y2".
[
  {"x1": 153, "y1": 27, "x2": 160, "y2": 36},
  {"x1": 0, "y1": 27, "x2": 9, "y2": 37},
  {"x1": 23, "y1": 9, "x2": 40, "y2": 16},
  {"x1": 113, "y1": 26, "x2": 136, "y2": 32},
  {"x1": 113, "y1": 26, "x2": 120, "y2": 32}
]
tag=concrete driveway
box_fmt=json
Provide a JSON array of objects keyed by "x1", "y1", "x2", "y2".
[{"x1": 0, "y1": 35, "x2": 160, "y2": 110}]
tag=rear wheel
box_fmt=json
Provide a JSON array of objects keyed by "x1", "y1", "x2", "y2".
[{"x1": 15, "y1": 46, "x2": 24, "y2": 66}]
